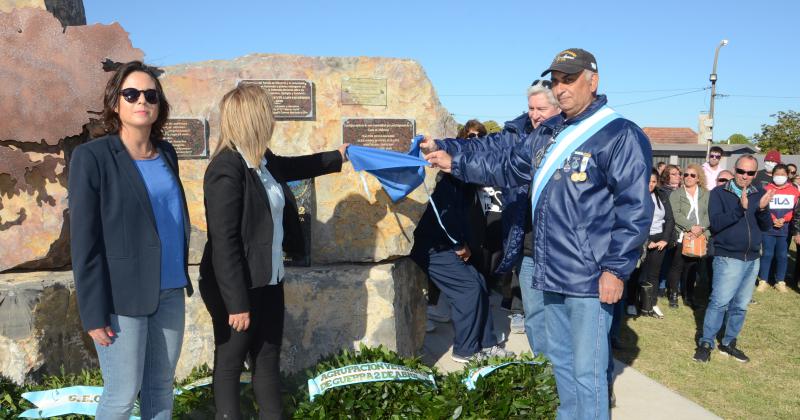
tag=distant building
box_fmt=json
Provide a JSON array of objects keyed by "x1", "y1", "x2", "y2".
[{"x1": 644, "y1": 126, "x2": 757, "y2": 169}]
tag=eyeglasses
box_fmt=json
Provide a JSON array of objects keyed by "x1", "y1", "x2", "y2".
[
  {"x1": 466, "y1": 133, "x2": 479, "y2": 139},
  {"x1": 683, "y1": 173, "x2": 698, "y2": 178},
  {"x1": 531, "y1": 79, "x2": 552, "y2": 89},
  {"x1": 709, "y1": 154, "x2": 722, "y2": 159},
  {"x1": 735, "y1": 168, "x2": 756, "y2": 177},
  {"x1": 790, "y1": 171, "x2": 797, "y2": 175},
  {"x1": 717, "y1": 177, "x2": 732, "y2": 183},
  {"x1": 120, "y1": 88, "x2": 159, "y2": 105}
]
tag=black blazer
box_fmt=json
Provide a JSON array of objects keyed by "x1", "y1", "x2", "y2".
[
  {"x1": 199, "y1": 148, "x2": 342, "y2": 314},
  {"x1": 68, "y1": 134, "x2": 193, "y2": 331}
]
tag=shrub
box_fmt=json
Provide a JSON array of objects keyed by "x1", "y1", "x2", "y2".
[{"x1": 289, "y1": 344, "x2": 442, "y2": 419}]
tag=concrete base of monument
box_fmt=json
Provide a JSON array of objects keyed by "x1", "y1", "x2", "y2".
[{"x1": 0, "y1": 258, "x2": 426, "y2": 384}]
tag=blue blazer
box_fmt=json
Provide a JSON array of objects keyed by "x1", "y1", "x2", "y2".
[{"x1": 68, "y1": 134, "x2": 193, "y2": 331}]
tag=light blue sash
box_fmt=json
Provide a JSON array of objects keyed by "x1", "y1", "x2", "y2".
[{"x1": 530, "y1": 106, "x2": 622, "y2": 212}]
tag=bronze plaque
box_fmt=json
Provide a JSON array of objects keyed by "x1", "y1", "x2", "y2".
[
  {"x1": 342, "y1": 118, "x2": 415, "y2": 152},
  {"x1": 162, "y1": 118, "x2": 208, "y2": 159},
  {"x1": 283, "y1": 179, "x2": 315, "y2": 267},
  {"x1": 341, "y1": 78, "x2": 387, "y2": 106},
  {"x1": 238, "y1": 79, "x2": 315, "y2": 120}
]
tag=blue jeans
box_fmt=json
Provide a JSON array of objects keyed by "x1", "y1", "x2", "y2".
[
  {"x1": 94, "y1": 288, "x2": 185, "y2": 420},
  {"x1": 544, "y1": 292, "x2": 613, "y2": 420},
  {"x1": 758, "y1": 234, "x2": 788, "y2": 283},
  {"x1": 700, "y1": 257, "x2": 758, "y2": 348},
  {"x1": 517, "y1": 256, "x2": 547, "y2": 355}
]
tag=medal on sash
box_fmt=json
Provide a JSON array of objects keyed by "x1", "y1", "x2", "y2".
[{"x1": 569, "y1": 152, "x2": 591, "y2": 182}]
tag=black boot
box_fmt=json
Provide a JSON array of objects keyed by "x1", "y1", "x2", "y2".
[
  {"x1": 640, "y1": 284, "x2": 654, "y2": 315},
  {"x1": 669, "y1": 292, "x2": 679, "y2": 308}
]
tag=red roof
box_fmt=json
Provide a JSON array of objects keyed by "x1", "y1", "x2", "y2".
[{"x1": 643, "y1": 127, "x2": 698, "y2": 144}]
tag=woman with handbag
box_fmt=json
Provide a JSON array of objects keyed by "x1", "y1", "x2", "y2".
[
  {"x1": 199, "y1": 84, "x2": 347, "y2": 419},
  {"x1": 667, "y1": 163, "x2": 711, "y2": 309}
]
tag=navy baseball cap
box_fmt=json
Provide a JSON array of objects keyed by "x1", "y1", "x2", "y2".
[{"x1": 541, "y1": 48, "x2": 598, "y2": 77}]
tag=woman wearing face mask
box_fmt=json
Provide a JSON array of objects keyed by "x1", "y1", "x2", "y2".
[
  {"x1": 756, "y1": 164, "x2": 799, "y2": 293},
  {"x1": 667, "y1": 164, "x2": 711, "y2": 309}
]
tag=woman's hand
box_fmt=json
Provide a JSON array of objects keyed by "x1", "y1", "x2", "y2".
[
  {"x1": 339, "y1": 143, "x2": 350, "y2": 162},
  {"x1": 690, "y1": 225, "x2": 704, "y2": 236},
  {"x1": 229, "y1": 312, "x2": 250, "y2": 332},
  {"x1": 655, "y1": 240, "x2": 668, "y2": 251},
  {"x1": 774, "y1": 219, "x2": 785, "y2": 228},
  {"x1": 88, "y1": 326, "x2": 115, "y2": 347}
]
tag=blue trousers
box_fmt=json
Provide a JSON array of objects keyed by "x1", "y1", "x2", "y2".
[
  {"x1": 544, "y1": 292, "x2": 613, "y2": 420},
  {"x1": 94, "y1": 288, "x2": 185, "y2": 420},
  {"x1": 517, "y1": 256, "x2": 547, "y2": 355},
  {"x1": 759, "y1": 234, "x2": 788, "y2": 283},
  {"x1": 425, "y1": 249, "x2": 497, "y2": 357},
  {"x1": 701, "y1": 256, "x2": 758, "y2": 348}
]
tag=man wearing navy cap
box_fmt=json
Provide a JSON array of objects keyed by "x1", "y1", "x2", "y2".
[{"x1": 426, "y1": 48, "x2": 653, "y2": 419}]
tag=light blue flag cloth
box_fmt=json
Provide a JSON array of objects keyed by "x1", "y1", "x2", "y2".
[{"x1": 346, "y1": 135, "x2": 430, "y2": 202}]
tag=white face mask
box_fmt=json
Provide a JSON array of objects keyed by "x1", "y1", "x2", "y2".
[
  {"x1": 773, "y1": 175, "x2": 788, "y2": 185},
  {"x1": 765, "y1": 161, "x2": 777, "y2": 172}
]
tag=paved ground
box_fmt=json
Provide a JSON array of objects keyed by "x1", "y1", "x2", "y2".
[{"x1": 421, "y1": 292, "x2": 720, "y2": 420}]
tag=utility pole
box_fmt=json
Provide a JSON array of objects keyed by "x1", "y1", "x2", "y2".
[{"x1": 707, "y1": 39, "x2": 729, "y2": 157}]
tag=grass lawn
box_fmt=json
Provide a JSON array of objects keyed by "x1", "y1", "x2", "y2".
[{"x1": 614, "y1": 252, "x2": 800, "y2": 420}]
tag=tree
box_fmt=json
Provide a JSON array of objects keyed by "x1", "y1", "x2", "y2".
[
  {"x1": 482, "y1": 120, "x2": 502, "y2": 134},
  {"x1": 723, "y1": 133, "x2": 753, "y2": 145},
  {"x1": 752, "y1": 110, "x2": 800, "y2": 154}
]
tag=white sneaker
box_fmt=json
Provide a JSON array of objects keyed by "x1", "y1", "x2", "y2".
[
  {"x1": 451, "y1": 351, "x2": 481, "y2": 364},
  {"x1": 510, "y1": 313, "x2": 525, "y2": 334},
  {"x1": 427, "y1": 298, "x2": 451, "y2": 323},
  {"x1": 482, "y1": 345, "x2": 515, "y2": 359},
  {"x1": 425, "y1": 320, "x2": 436, "y2": 332},
  {"x1": 652, "y1": 305, "x2": 664, "y2": 319},
  {"x1": 626, "y1": 305, "x2": 638, "y2": 316}
]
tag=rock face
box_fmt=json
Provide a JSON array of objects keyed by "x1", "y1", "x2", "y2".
[
  {"x1": 0, "y1": 260, "x2": 426, "y2": 384},
  {"x1": 0, "y1": 0, "x2": 85, "y2": 26},
  {"x1": 0, "y1": 8, "x2": 142, "y2": 271},
  {"x1": 162, "y1": 54, "x2": 457, "y2": 265}
]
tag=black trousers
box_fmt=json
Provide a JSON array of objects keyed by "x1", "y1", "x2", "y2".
[
  {"x1": 637, "y1": 243, "x2": 667, "y2": 311},
  {"x1": 667, "y1": 242, "x2": 709, "y2": 304},
  {"x1": 200, "y1": 280, "x2": 285, "y2": 420}
]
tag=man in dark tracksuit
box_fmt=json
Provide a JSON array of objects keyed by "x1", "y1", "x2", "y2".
[{"x1": 410, "y1": 173, "x2": 513, "y2": 363}]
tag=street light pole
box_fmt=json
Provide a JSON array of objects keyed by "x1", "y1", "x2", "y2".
[{"x1": 707, "y1": 39, "x2": 729, "y2": 157}]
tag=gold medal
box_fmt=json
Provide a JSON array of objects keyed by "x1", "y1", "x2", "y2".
[
  {"x1": 571, "y1": 172, "x2": 580, "y2": 182},
  {"x1": 579, "y1": 172, "x2": 587, "y2": 182}
]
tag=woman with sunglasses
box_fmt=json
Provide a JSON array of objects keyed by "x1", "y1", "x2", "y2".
[
  {"x1": 69, "y1": 61, "x2": 191, "y2": 419},
  {"x1": 199, "y1": 85, "x2": 347, "y2": 419},
  {"x1": 756, "y1": 164, "x2": 799, "y2": 293},
  {"x1": 667, "y1": 163, "x2": 711, "y2": 309}
]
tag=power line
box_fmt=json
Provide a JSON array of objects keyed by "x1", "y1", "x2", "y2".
[
  {"x1": 439, "y1": 87, "x2": 706, "y2": 97},
  {"x1": 613, "y1": 88, "x2": 709, "y2": 108},
  {"x1": 719, "y1": 94, "x2": 800, "y2": 99}
]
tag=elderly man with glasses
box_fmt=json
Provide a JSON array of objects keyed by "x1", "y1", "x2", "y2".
[
  {"x1": 695, "y1": 155, "x2": 774, "y2": 363},
  {"x1": 703, "y1": 146, "x2": 725, "y2": 190}
]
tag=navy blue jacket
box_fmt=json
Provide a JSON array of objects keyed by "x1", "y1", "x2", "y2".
[
  {"x1": 435, "y1": 113, "x2": 532, "y2": 273},
  {"x1": 450, "y1": 96, "x2": 653, "y2": 297},
  {"x1": 410, "y1": 173, "x2": 484, "y2": 267},
  {"x1": 68, "y1": 135, "x2": 193, "y2": 331},
  {"x1": 708, "y1": 181, "x2": 772, "y2": 261}
]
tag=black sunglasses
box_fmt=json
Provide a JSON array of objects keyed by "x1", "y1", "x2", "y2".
[
  {"x1": 717, "y1": 177, "x2": 731, "y2": 183},
  {"x1": 709, "y1": 154, "x2": 722, "y2": 159},
  {"x1": 683, "y1": 173, "x2": 698, "y2": 178},
  {"x1": 735, "y1": 168, "x2": 756, "y2": 176},
  {"x1": 121, "y1": 88, "x2": 159, "y2": 105},
  {"x1": 466, "y1": 133, "x2": 479, "y2": 139},
  {"x1": 531, "y1": 79, "x2": 553, "y2": 89}
]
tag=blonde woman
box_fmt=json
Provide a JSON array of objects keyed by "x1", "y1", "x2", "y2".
[
  {"x1": 199, "y1": 85, "x2": 347, "y2": 419},
  {"x1": 667, "y1": 163, "x2": 710, "y2": 309}
]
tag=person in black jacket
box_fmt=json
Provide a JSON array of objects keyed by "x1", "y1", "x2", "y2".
[
  {"x1": 410, "y1": 167, "x2": 513, "y2": 363},
  {"x1": 635, "y1": 169, "x2": 675, "y2": 318},
  {"x1": 199, "y1": 84, "x2": 346, "y2": 419},
  {"x1": 69, "y1": 61, "x2": 192, "y2": 419}
]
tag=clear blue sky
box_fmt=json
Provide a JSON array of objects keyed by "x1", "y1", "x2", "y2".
[{"x1": 85, "y1": 0, "x2": 800, "y2": 141}]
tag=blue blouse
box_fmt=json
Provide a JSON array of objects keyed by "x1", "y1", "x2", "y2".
[{"x1": 134, "y1": 155, "x2": 188, "y2": 290}]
